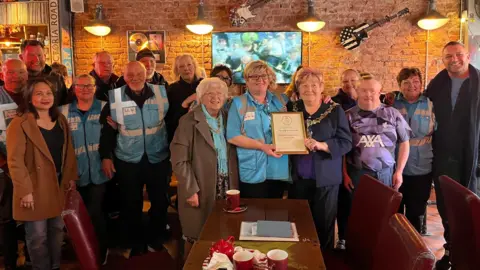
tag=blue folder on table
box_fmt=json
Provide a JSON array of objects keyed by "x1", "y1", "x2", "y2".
[{"x1": 256, "y1": 220, "x2": 292, "y2": 238}]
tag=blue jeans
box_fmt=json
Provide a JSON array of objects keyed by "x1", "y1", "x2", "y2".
[
  {"x1": 348, "y1": 166, "x2": 394, "y2": 188},
  {"x1": 24, "y1": 216, "x2": 64, "y2": 270}
]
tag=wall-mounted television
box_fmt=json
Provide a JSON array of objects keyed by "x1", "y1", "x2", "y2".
[{"x1": 211, "y1": 31, "x2": 302, "y2": 84}]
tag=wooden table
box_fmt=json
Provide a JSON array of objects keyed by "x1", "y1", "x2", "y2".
[{"x1": 184, "y1": 199, "x2": 326, "y2": 269}]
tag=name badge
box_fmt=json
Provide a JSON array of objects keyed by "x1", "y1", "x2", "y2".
[
  {"x1": 70, "y1": 122, "x2": 78, "y2": 131},
  {"x1": 123, "y1": 106, "x2": 136, "y2": 116},
  {"x1": 3, "y1": 109, "x2": 16, "y2": 127},
  {"x1": 245, "y1": 112, "x2": 255, "y2": 121}
]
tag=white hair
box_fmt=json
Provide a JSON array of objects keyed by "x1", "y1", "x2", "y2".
[{"x1": 196, "y1": 77, "x2": 228, "y2": 103}]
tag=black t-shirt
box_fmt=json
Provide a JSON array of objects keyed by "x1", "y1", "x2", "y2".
[{"x1": 39, "y1": 121, "x2": 64, "y2": 175}]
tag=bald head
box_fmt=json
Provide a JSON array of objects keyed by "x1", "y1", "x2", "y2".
[
  {"x1": 2, "y1": 59, "x2": 28, "y2": 93},
  {"x1": 124, "y1": 61, "x2": 146, "y2": 92},
  {"x1": 357, "y1": 79, "x2": 382, "y2": 110},
  {"x1": 93, "y1": 51, "x2": 114, "y2": 80}
]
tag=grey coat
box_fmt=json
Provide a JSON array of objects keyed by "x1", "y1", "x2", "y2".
[{"x1": 170, "y1": 106, "x2": 239, "y2": 239}]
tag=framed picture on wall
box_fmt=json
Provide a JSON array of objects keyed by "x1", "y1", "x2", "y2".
[
  {"x1": 211, "y1": 31, "x2": 302, "y2": 84},
  {"x1": 127, "y1": 30, "x2": 166, "y2": 64}
]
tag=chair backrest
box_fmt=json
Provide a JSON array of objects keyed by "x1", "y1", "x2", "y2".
[
  {"x1": 468, "y1": 195, "x2": 480, "y2": 267},
  {"x1": 62, "y1": 188, "x2": 100, "y2": 270},
  {"x1": 372, "y1": 214, "x2": 435, "y2": 270},
  {"x1": 346, "y1": 174, "x2": 403, "y2": 269},
  {"x1": 439, "y1": 175, "x2": 478, "y2": 270}
]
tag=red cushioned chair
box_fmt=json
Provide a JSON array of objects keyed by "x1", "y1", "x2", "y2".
[
  {"x1": 372, "y1": 213, "x2": 435, "y2": 270},
  {"x1": 62, "y1": 188, "x2": 175, "y2": 270},
  {"x1": 468, "y1": 194, "x2": 480, "y2": 267},
  {"x1": 439, "y1": 175, "x2": 479, "y2": 270},
  {"x1": 323, "y1": 174, "x2": 403, "y2": 270}
]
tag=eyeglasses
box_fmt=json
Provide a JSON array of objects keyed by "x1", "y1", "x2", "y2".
[
  {"x1": 248, "y1": 74, "x2": 269, "y2": 81},
  {"x1": 76, "y1": 84, "x2": 95, "y2": 90}
]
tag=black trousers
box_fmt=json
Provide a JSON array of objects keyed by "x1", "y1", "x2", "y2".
[
  {"x1": 336, "y1": 184, "x2": 351, "y2": 240},
  {"x1": 289, "y1": 178, "x2": 339, "y2": 250},
  {"x1": 239, "y1": 180, "x2": 285, "y2": 199},
  {"x1": 0, "y1": 173, "x2": 18, "y2": 268},
  {"x1": 77, "y1": 182, "x2": 108, "y2": 257},
  {"x1": 398, "y1": 173, "x2": 433, "y2": 233},
  {"x1": 115, "y1": 156, "x2": 170, "y2": 250},
  {"x1": 433, "y1": 156, "x2": 464, "y2": 253}
]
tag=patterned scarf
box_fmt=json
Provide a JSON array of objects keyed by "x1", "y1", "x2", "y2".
[{"x1": 201, "y1": 105, "x2": 228, "y2": 175}]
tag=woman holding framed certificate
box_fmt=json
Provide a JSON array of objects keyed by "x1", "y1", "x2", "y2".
[
  {"x1": 226, "y1": 60, "x2": 289, "y2": 199},
  {"x1": 287, "y1": 68, "x2": 352, "y2": 250}
]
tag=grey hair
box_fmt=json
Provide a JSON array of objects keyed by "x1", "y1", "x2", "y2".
[
  {"x1": 92, "y1": 51, "x2": 113, "y2": 64},
  {"x1": 196, "y1": 77, "x2": 228, "y2": 103}
]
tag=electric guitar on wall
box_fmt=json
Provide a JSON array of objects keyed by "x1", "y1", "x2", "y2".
[
  {"x1": 229, "y1": 0, "x2": 275, "y2": 27},
  {"x1": 340, "y1": 8, "x2": 410, "y2": 50}
]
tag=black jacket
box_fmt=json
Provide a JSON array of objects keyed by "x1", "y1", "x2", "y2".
[
  {"x1": 89, "y1": 70, "x2": 119, "y2": 102},
  {"x1": 116, "y1": 71, "x2": 169, "y2": 89},
  {"x1": 332, "y1": 89, "x2": 357, "y2": 111},
  {"x1": 287, "y1": 100, "x2": 352, "y2": 187},
  {"x1": 426, "y1": 64, "x2": 480, "y2": 194},
  {"x1": 165, "y1": 77, "x2": 202, "y2": 142},
  {"x1": 29, "y1": 64, "x2": 69, "y2": 105}
]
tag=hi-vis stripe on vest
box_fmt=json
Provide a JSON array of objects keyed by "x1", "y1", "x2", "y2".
[{"x1": 111, "y1": 85, "x2": 166, "y2": 130}]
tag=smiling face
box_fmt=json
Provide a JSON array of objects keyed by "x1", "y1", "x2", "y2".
[
  {"x1": 357, "y1": 79, "x2": 382, "y2": 110},
  {"x1": 201, "y1": 83, "x2": 226, "y2": 113},
  {"x1": 341, "y1": 70, "x2": 360, "y2": 96},
  {"x1": 31, "y1": 82, "x2": 54, "y2": 111},
  {"x1": 400, "y1": 75, "x2": 422, "y2": 102},
  {"x1": 74, "y1": 76, "x2": 96, "y2": 102},
  {"x1": 139, "y1": 56, "x2": 156, "y2": 79},
  {"x1": 442, "y1": 44, "x2": 470, "y2": 77},
  {"x1": 177, "y1": 56, "x2": 195, "y2": 82},
  {"x1": 124, "y1": 62, "x2": 147, "y2": 92},
  {"x1": 20, "y1": 45, "x2": 45, "y2": 74},
  {"x1": 245, "y1": 68, "x2": 270, "y2": 96},
  {"x1": 298, "y1": 75, "x2": 323, "y2": 104},
  {"x1": 2, "y1": 59, "x2": 28, "y2": 93}
]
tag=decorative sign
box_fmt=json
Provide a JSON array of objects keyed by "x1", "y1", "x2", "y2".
[{"x1": 48, "y1": 0, "x2": 61, "y2": 63}]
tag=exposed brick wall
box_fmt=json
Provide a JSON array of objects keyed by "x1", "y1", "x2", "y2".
[{"x1": 73, "y1": 0, "x2": 460, "y2": 95}]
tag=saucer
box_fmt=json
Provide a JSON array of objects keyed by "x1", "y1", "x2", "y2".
[{"x1": 223, "y1": 205, "x2": 248, "y2": 214}]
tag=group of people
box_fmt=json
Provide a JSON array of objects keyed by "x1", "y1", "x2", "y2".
[{"x1": 0, "y1": 38, "x2": 477, "y2": 270}]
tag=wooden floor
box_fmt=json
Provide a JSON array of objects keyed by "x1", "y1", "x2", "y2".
[{"x1": 0, "y1": 188, "x2": 445, "y2": 269}]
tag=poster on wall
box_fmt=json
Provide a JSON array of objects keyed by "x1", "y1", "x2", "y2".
[
  {"x1": 211, "y1": 31, "x2": 302, "y2": 84},
  {"x1": 127, "y1": 30, "x2": 166, "y2": 64}
]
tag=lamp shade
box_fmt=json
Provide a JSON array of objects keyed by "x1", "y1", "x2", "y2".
[
  {"x1": 417, "y1": 0, "x2": 449, "y2": 30},
  {"x1": 186, "y1": 1, "x2": 213, "y2": 35},
  {"x1": 297, "y1": 1, "x2": 325, "y2": 32},
  {"x1": 84, "y1": 4, "x2": 111, "y2": 36}
]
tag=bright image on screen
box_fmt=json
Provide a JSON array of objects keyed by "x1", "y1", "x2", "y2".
[{"x1": 212, "y1": 31, "x2": 302, "y2": 84}]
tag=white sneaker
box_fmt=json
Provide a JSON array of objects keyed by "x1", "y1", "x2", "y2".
[{"x1": 336, "y1": 239, "x2": 346, "y2": 250}]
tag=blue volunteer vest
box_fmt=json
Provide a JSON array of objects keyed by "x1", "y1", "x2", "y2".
[
  {"x1": 393, "y1": 93, "x2": 435, "y2": 176},
  {"x1": 109, "y1": 83, "x2": 169, "y2": 164},
  {"x1": 227, "y1": 91, "x2": 289, "y2": 183},
  {"x1": 0, "y1": 87, "x2": 18, "y2": 161},
  {"x1": 60, "y1": 99, "x2": 108, "y2": 187}
]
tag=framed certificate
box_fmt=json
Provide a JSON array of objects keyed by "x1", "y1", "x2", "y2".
[{"x1": 271, "y1": 112, "x2": 308, "y2": 155}]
